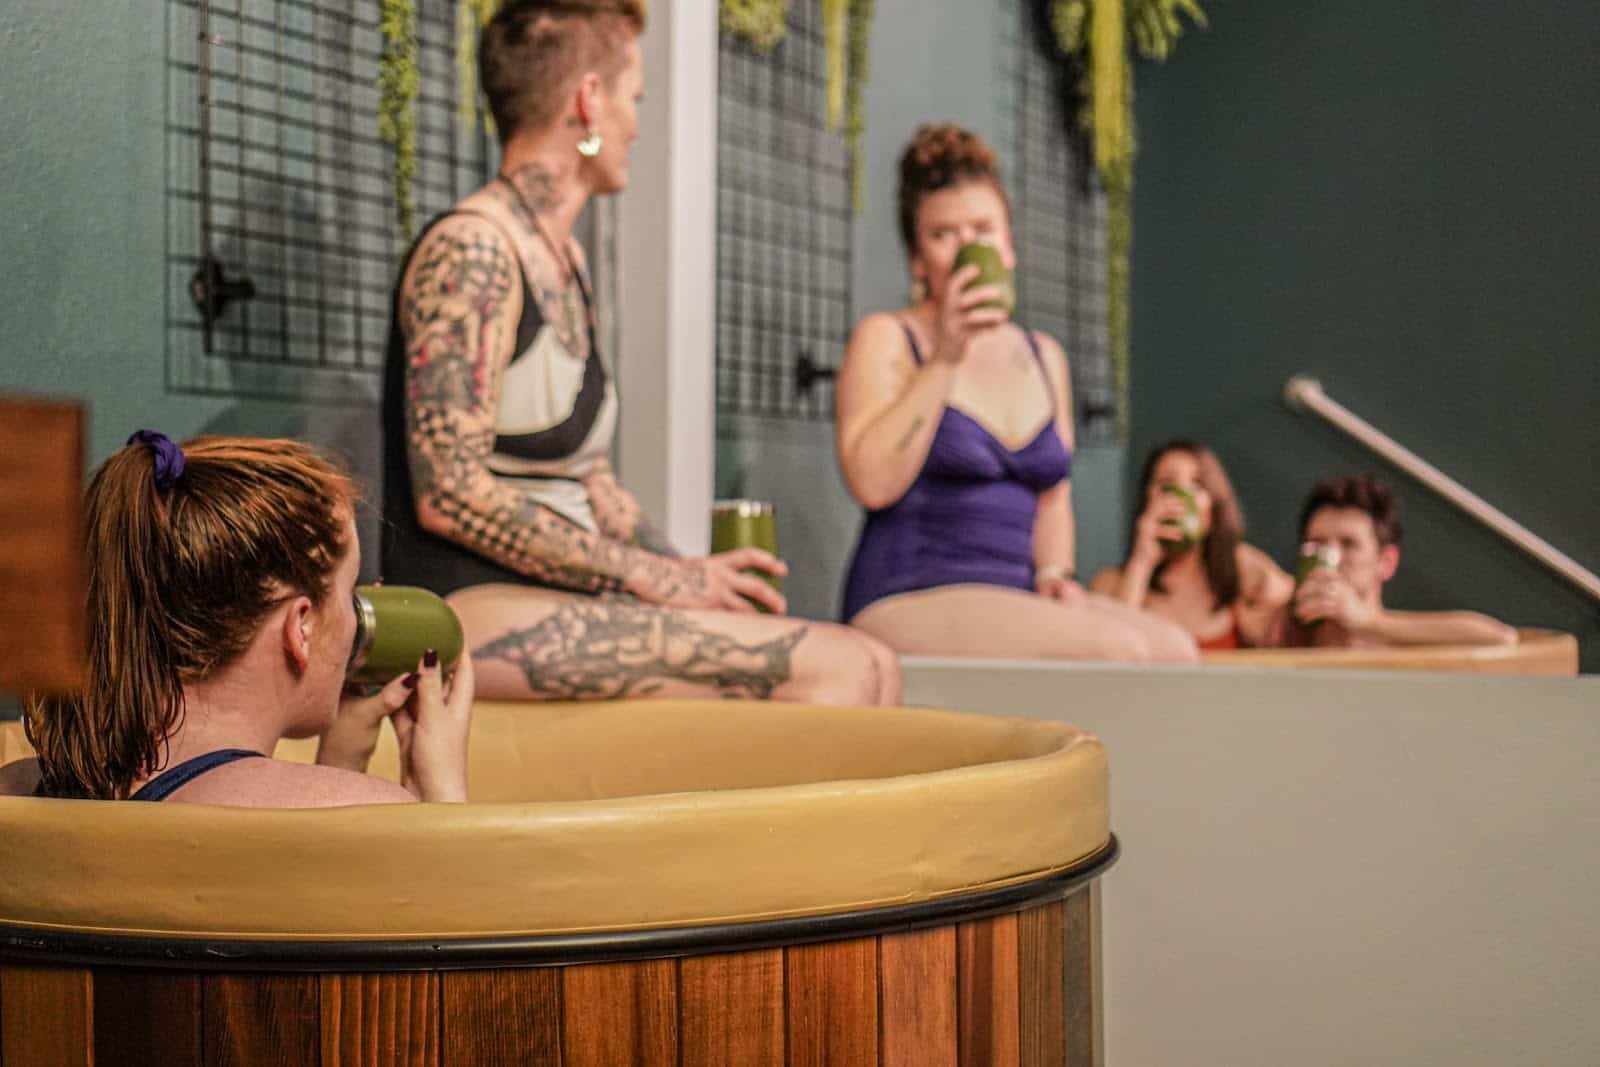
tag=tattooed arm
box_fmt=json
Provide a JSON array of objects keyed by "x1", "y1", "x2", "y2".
[
  {"x1": 400, "y1": 216, "x2": 748, "y2": 608},
  {"x1": 834, "y1": 313, "x2": 956, "y2": 510},
  {"x1": 400, "y1": 217, "x2": 684, "y2": 600}
]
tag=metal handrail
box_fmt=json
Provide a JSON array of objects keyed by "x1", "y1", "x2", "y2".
[{"x1": 1284, "y1": 376, "x2": 1600, "y2": 604}]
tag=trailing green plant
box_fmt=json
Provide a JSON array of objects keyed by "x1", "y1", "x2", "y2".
[
  {"x1": 378, "y1": 0, "x2": 420, "y2": 239},
  {"x1": 720, "y1": 0, "x2": 789, "y2": 53},
  {"x1": 843, "y1": 0, "x2": 874, "y2": 212},
  {"x1": 457, "y1": 0, "x2": 499, "y2": 132},
  {"x1": 1050, "y1": 0, "x2": 1206, "y2": 440}
]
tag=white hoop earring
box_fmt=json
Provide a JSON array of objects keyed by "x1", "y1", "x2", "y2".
[{"x1": 577, "y1": 128, "x2": 603, "y2": 158}]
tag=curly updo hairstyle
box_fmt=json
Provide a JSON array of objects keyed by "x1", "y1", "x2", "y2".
[{"x1": 896, "y1": 123, "x2": 1010, "y2": 252}]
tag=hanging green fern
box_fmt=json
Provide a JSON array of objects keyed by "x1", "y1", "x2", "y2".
[
  {"x1": 720, "y1": 0, "x2": 789, "y2": 53},
  {"x1": 379, "y1": 0, "x2": 421, "y2": 239},
  {"x1": 1050, "y1": 0, "x2": 1207, "y2": 440},
  {"x1": 843, "y1": 0, "x2": 874, "y2": 212},
  {"x1": 456, "y1": 0, "x2": 499, "y2": 132}
]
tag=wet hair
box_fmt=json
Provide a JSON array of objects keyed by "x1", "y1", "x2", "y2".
[
  {"x1": 896, "y1": 123, "x2": 1011, "y2": 252},
  {"x1": 1134, "y1": 440, "x2": 1245, "y2": 609},
  {"x1": 1298, "y1": 474, "x2": 1402, "y2": 548},
  {"x1": 479, "y1": 0, "x2": 647, "y2": 144},
  {"x1": 24, "y1": 437, "x2": 357, "y2": 800}
]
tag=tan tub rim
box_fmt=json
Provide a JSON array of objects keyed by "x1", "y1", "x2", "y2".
[{"x1": 0, "y1": 701, "x2": 1110, "y2": 946}]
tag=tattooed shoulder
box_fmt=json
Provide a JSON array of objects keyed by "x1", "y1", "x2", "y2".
[{"x1": 400, "y1": 217, "x2": 520, "y2": 336}]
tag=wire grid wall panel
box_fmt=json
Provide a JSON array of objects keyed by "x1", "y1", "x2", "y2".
[
  {"x1": 165, "y1": 0, "x2": 490, "y2": 402},
  {"x1": 1000, "y1": 0, "x2": 1115, "y2": 444},
  {"x1": 717, "y1": 5, "x2": 853, "y2": 422}
]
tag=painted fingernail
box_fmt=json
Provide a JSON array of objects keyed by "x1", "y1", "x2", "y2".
[
  {"x1": 402, "y1": 673, "x2": 419, "y2": 690},
  {"x1": 423, "y1": 648, "x2": 439, "y2": 669}
]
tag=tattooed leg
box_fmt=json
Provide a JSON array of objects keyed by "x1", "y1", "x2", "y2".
[{"x1": 450, "y1": 585, "x2": 893, "y2": 705}]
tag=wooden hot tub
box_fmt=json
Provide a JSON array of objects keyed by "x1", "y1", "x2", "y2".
[
  {"x1": 0, "y1": 700, "x2": 1114, "y2": 1065},
  {"x1": 1201, "y1": 627, "x2": 1578, "y2": 675}
]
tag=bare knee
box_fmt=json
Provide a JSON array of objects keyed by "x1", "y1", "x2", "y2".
[
  {"x1": 790, "y1": 624, "x2": 895, "y2": 706},
  {"x1": 861, "y1": 632, "x2": 904, "y2": 705}
]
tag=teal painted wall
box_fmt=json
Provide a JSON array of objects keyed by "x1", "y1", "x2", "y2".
[
  {"x1": 1, "y1": 1, "x2": 389, "y2": 569},
  {"x1": 1131, "y1": 1, "x2": 1600, "y2": 668}
]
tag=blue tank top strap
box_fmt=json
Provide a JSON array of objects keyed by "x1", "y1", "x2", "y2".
[
  {"x1": 1019, "y1": 326, "x2": 1057, "y2": 416},
  {"x1": 129, "y1": 749, "x2": 264, "y2": 802},
  {"x1": 898, "y1": 319, "x2": 925, "y2": 366}
]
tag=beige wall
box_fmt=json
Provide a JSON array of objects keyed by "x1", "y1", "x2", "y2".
[{"x1": 904, "y1": 659, "x2": 1600, "y2": 1067}]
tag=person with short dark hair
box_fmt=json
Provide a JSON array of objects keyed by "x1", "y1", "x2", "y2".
[
  {"x1": 1272, "y1": 474, "x2": 1516, "y2": 648},
  {"x1": 1090, "y1": 441, "x2": 1293, "y2": 649},
  {"x1": 381, "y1": 0, "x2": 900, "y2": 704},
  {"x1": 833, "y1": 124, "x2": 1196, "y2": 662}
]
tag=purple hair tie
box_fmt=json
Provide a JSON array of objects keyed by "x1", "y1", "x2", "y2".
[{"x1": 127, "y1": 430, "x2": 187, "y2": 491}]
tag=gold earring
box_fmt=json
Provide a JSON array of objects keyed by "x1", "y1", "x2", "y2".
[
  {"x1": 911, "y1": 278, "x2": 927, "y2": 302},
  {"x1": 577, "y1": 128, "x2": 603, "y2": 158}
]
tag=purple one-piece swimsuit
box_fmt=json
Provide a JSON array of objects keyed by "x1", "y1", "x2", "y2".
[{"x1": 840, "y1": 322, "x2": 1073, "y2": 622}]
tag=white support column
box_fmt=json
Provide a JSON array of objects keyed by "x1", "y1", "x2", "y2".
[{"x1": 615, "y1": 0, "x2": 717, "y2": 557}]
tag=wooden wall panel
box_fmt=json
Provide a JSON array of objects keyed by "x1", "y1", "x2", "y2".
[
  {"x1": 441, "y1": 969, "x2": 561, "y2": 1067},
  {"x1": 0, "y1": 966, "x2": 92, "y2": 1067},
  {"x1": 562, "y1": 959, "x2": 676, "y2": 1067},
  {"x1": 784, "y1": 937, "x2": 878, "y2": 1067},
  {"x1": 0, "y1": 396, "x2": 86, "y2": 695},
  {"x1": 957, "y1": 915, "x2": 1021, "y2": 1067},
  {"x1": 94, "y1": 969, "x2": 203, "y2": 1066},
  {"x1": 880, "y1": 927, "x2": 958, "y2": 1067},
  {"x1": 1019, "y1": 901, "x2": 1066, "y2": 1067},
  {"x1": 678, "y1": 949, "x2": 784, "y2": 1067},
  {"x1": 204, "y1": 973, "x2": 320, "y2": 1066},
  {"x1": 320, "y1": 972, "x2": 440, "y2": 1067}
]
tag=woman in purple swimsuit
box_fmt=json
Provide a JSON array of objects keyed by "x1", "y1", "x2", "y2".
[
  {"x1": 0, "y1": 434, "x2": 472, "y2": 806},
  {"x1": 835, "y1": 125, "x2": 1197, "y2": 662}
]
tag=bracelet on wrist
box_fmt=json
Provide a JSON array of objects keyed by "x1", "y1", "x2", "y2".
[{"x1": 1034, "y1": 564, "x2": 1076, "y2": 587}]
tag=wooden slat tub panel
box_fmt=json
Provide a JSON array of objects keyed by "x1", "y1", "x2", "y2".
[
  {"x1": 957, "y1": 914, "x2": 1021, "y2": 1067},
  {"x1": 0, "y1": 966, "x2": 92, "y2": 1067},
  {"x1": 441, "y1": 969, "x2": 561, "y2": 1067},
  {"x1": 321, "y1": 972, "x2": 440, "y2": 1067},
  {"x1": 1062, "y1": 886, "x2": 1103, "y2": 1067},
  {"x1": 678, "y1": 949, "x2": 785, "y2": 1067},
  {"x1": 784, "y1": 936, "x2": 878, "y2": 1067},
  {"x1": 1018, "y1": 901, "x2": 1066, "y2": 1067},
  {"x1": 880, "y1": 926, "x2": 959, "y2": 1067},
  {"x1": 562, "y1": 959, "x2": 677, "y2": 1067},
  {"x1": 204, "y1": 973, "x2": 320, "y2": 1066},
  {"x1": 94, "y1": 969, "x2": 203, "y2": 1066}
]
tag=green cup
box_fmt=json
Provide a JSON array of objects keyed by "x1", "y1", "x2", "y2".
[
  {"x1": 1157, "y1": 484, "x2": 1204, "y2": 555},
  {"x1": 347, "y1": 585, "x2": 465, "y2": 686},
  {"x1": 711, "y1": 500, "x2": 782, "y2": 610},
  {"x1": 953, "y1": 241, "x2": 1016, "y2": 316},
  {"x1": 1293, "y1": 542, "x2": 1343, "y2": 631}
]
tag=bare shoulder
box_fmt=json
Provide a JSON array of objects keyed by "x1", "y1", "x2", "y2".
[
  {"x1": 1029, "y1": 330, "x2": 1071, "y2": 373},
  {"x1": 848, "y1": 311, "x2": 911, "y2": 355},
  {"x1": 1236, "y1": 542, "x2": 1294, "y2": 603},
  {"x1": 0, "y1": 758, "x2": 41, "y2": 797},
  {"x1": 171, "y1": 758, "x2": 414, "y2": 809}
]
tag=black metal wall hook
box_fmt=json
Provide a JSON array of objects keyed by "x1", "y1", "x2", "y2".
[
  {"x1": 794, "y1": 350, "x2": 837, "y2": 396},
  {"x1": 189, "y1": 255, "x2": 257, "y2": 328}
]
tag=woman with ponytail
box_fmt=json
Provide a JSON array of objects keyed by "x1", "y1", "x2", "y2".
[{"x1": 0, "y1": 434, "x2": 472, "y2": 806}]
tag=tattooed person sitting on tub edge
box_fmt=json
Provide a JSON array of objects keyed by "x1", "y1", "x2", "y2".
[{"x1": 380, "y1": 0, "x2": 899, "y2": 705}]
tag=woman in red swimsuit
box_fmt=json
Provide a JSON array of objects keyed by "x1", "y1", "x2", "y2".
[{"x1": 1090, "y1": 441, "x2": 1293, "y2": 650}]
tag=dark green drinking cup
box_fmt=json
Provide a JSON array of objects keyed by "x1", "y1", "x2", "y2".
[
  {"x1": 711, "y1": 500, "x2": 782, "y2": 610},
  {"x1": 348, "y1": 584, "x2": 465, "y2": 686},
  {"x1": 953, "y1": 241, "x2": 1016, "y2": 316}
]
